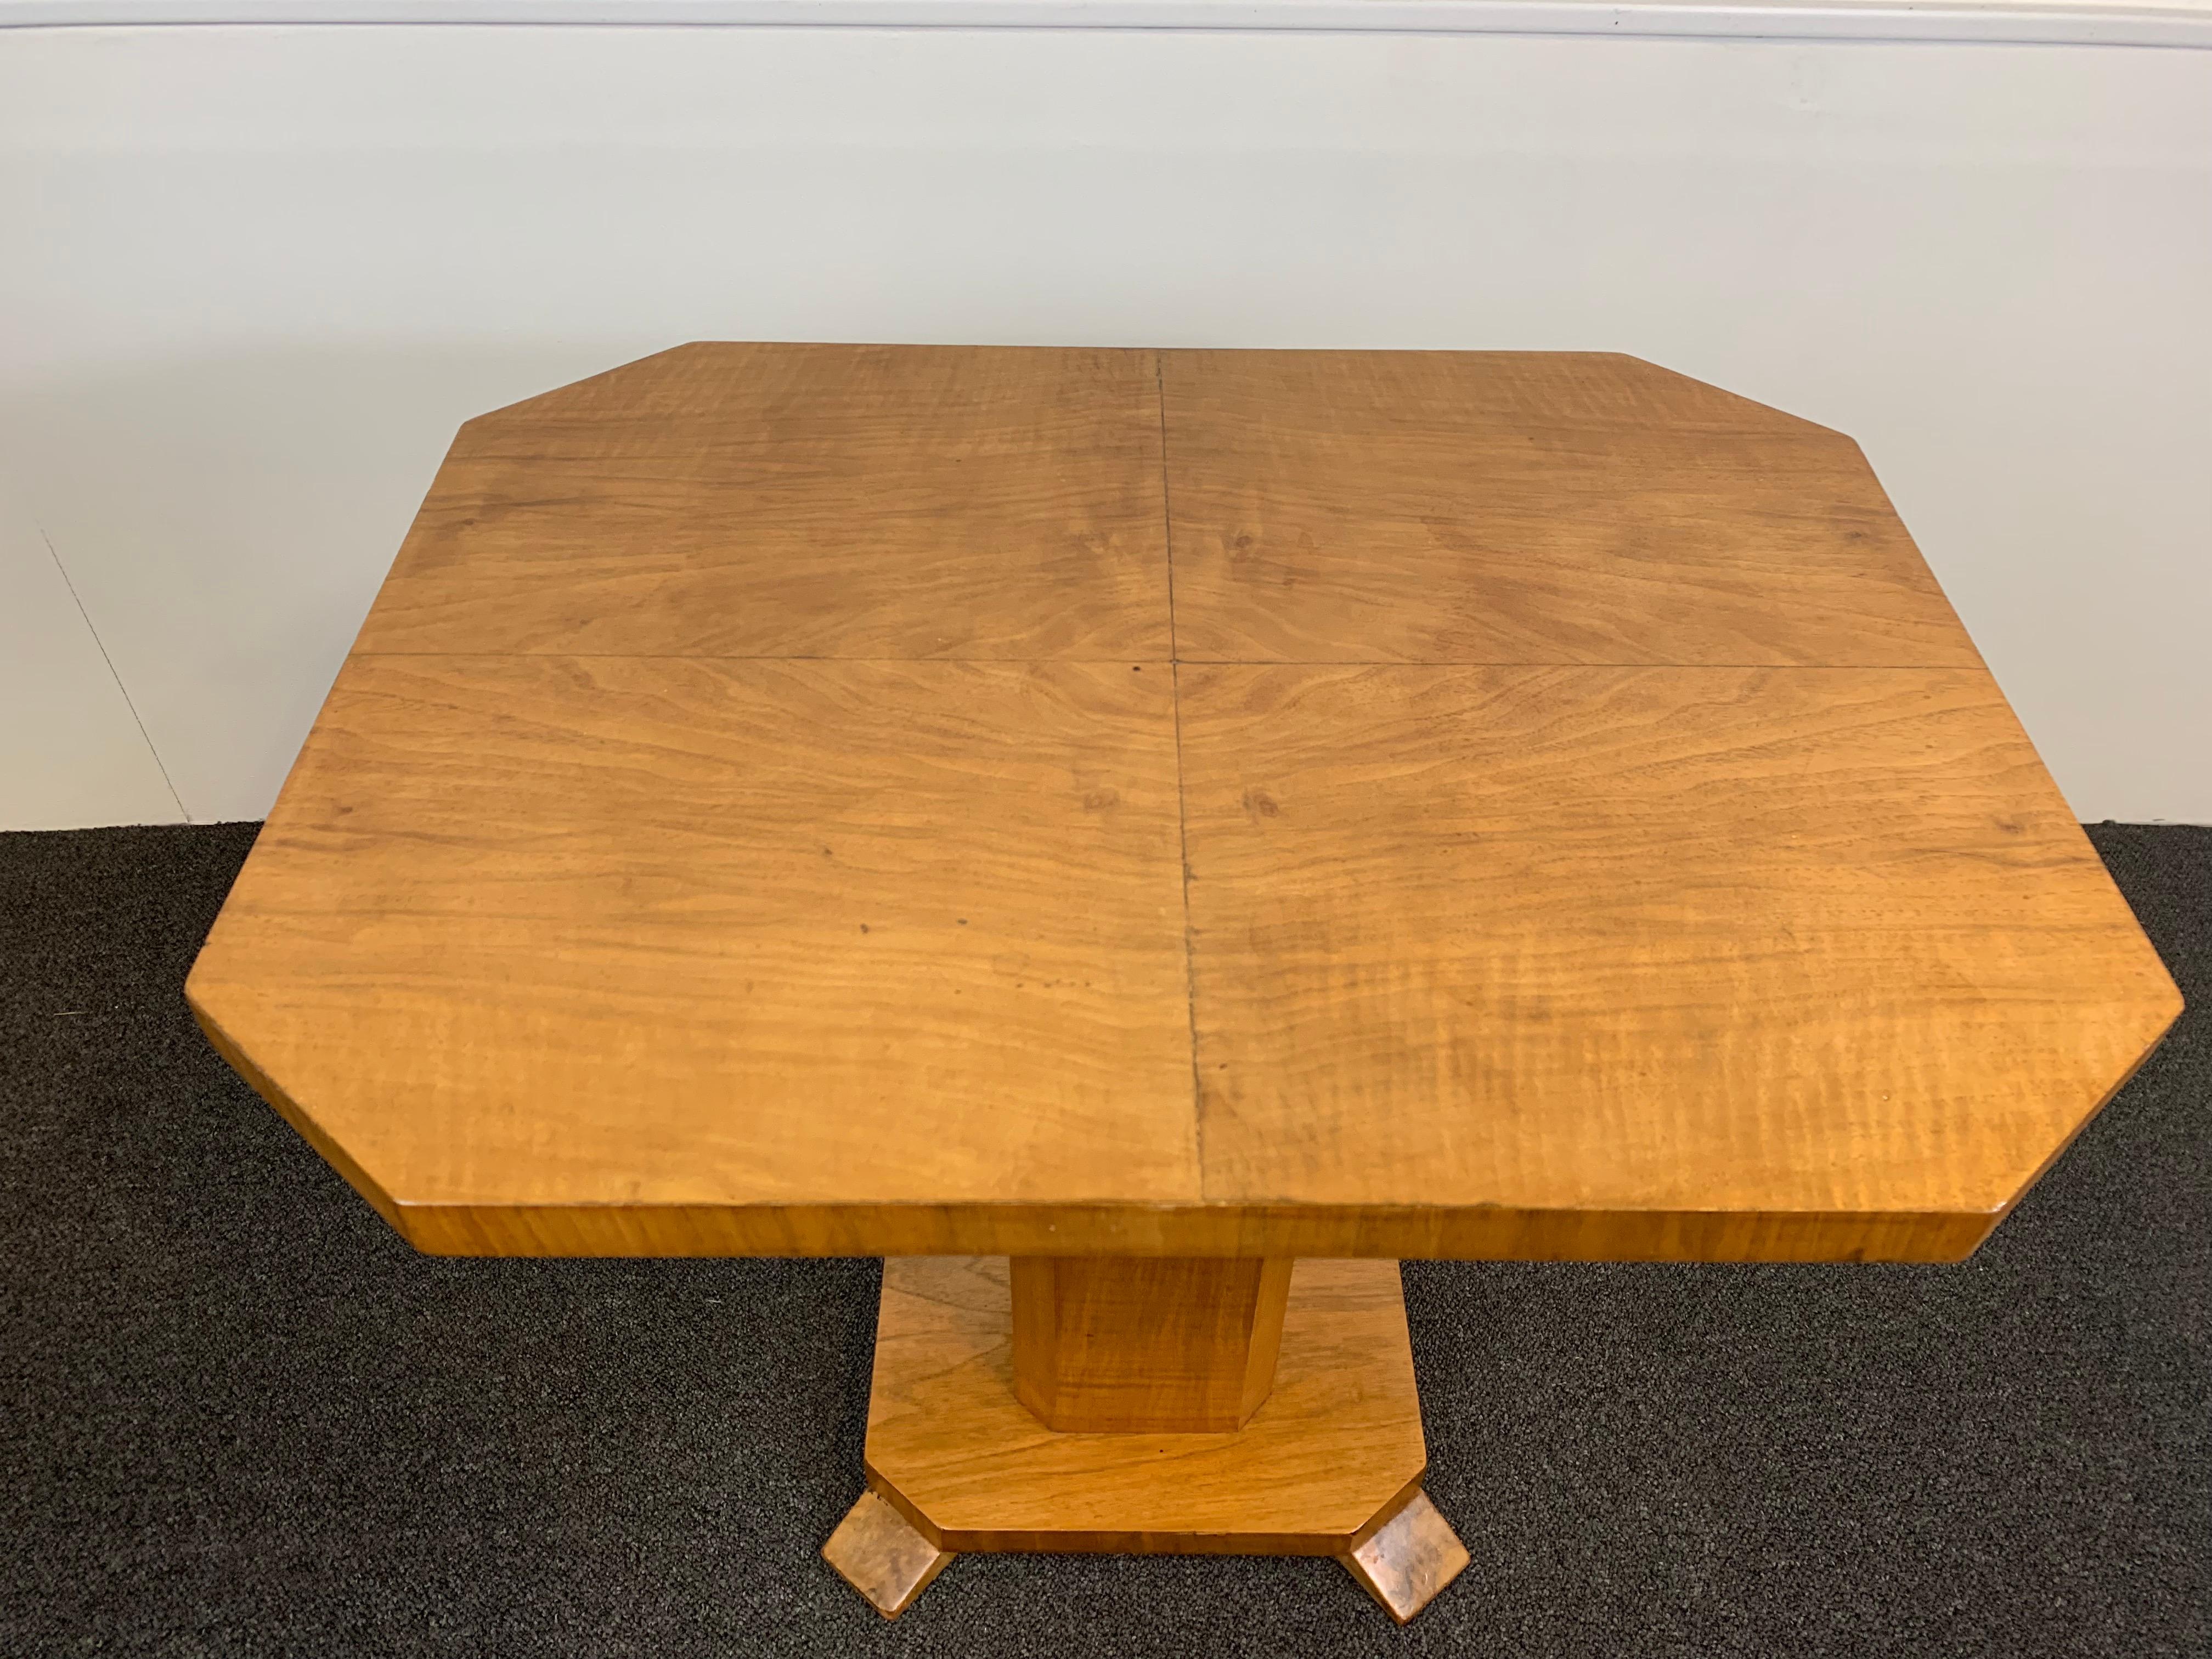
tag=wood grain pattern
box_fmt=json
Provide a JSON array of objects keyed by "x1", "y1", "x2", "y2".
[
  {"x1": 821, "y1": 1488, "x2": 955, "y2": 1619},
  {"x1": 188, "y1": 343, "x2": 2183, "y2": 1266},
  {"x1": 321, "y1": 1194, "x2": 2000, "y2": 1261},
  {"x1": 1011, "y1": 1256, "x2": 1293, "y2": 1432},
  {"x1": 187, "y1": 653, "x2": 1197, "y2": 1218},
  {"x1": 1340, "y1": 1489, "x2": 1470, "y2": 1624},
  {"x1": 357, "y1": 342, "x2": 1169, "y2": 661},
  {"x1": 1160, "y1": 349, "x2": 1981, "y2": 667},
  {"x1": 1178, "y1": 663, "x2": 2180, "y2": 1232},
  {"x1": 864, "y1": 1257, "x2": 1427, "y2": 1553}
]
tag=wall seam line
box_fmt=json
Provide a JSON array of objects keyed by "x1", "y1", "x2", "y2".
[{"x1": 40, "y1": 526, "x2": 190, "y2": 823}]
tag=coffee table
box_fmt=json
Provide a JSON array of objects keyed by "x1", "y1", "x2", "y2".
[{"x1": 187, "y1": 344, "x2": 2180, "y2": 1623}]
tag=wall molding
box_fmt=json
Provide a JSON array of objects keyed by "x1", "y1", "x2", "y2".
[{"x1": 3, "y1": 1, "x2": 2211, "y2": 52}]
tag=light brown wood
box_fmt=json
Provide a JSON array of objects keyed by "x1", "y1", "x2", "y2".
[
  {"x1": 187, "y1": 653, "x2": 1198, "y2": 1223},
  {"x1": 821, "y1": 1487, "x2": 955, "y2": 1619},
  {"x1": 321, "y1": 1194, "x2": 1999, "y2": 1262},
  {"x1": 863, "y1": 1257, "x2": 1427, "y2": 1554},
  {"x1": 357, "y1": 342, "x2": 1170, "y2": 661},
  {"x1": 1176, "y1": 663, "x2": 2179, "y2": 1240},
  {"x1": 188, "y1": 343, "x2": 2182, "y2": 1266},
  {"x1": 1159, "y1": 349, "x2": 1979, "y2": 668},
  {"x1": 1340, "y1": 1488, "x2": 1470, "y2": 1624},
  {"x1": 1011, "y1": 1256, "x2": 1292, "y2": 1431}
]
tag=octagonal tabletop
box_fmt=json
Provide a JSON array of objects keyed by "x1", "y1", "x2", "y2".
[{"x1": 187, "y1": 345, "x2": 2181, "y2": 1264}]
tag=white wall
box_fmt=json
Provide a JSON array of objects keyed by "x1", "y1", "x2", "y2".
[{"x1": 2, "y1": 16, "x2": 2207, "y2": 826}]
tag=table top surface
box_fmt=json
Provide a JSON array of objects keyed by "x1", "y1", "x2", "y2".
[{"x1": 187, "y1": 344, "x2": 2180, "y2": 1262}]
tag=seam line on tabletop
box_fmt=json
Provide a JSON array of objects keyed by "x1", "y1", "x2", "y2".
[
  {"x1": 347, "y1": 651, "x2": 1173, "y2": 664},
  {"x1": 1158, "y1": 351, "x2": 1208, "y2": 1198},
  {"x1": 1166, "y1": 658, "x2": 1976, "y2": 670},
  {"x1": 344, "y1": 650, "x2": 1980, "y2": 671},
  {"x1": 42, "y1": 527, "x2": 189, "y2": 822}
]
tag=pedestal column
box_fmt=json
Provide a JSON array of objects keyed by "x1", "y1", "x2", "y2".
[{"x1": 1011, "y1": 1256, "x2": 1293, "y2": 1432}]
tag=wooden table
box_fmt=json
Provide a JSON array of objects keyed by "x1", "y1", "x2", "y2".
[{"x1": 188, "y1": 345, "x2": 2181, "y2": 1623}]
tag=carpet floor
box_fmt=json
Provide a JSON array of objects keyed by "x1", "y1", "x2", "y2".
[{"x1": 1, "y1": 821, "x2": 2204, "y2": 1657}]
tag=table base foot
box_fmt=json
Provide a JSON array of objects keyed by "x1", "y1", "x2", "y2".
[
  {"x1": 821, "y1": 1487, "x2": 955, "y2": 1620},
  {"x1": 1339, "y1": 1487, "x2": 1471, "y2": 1623}
]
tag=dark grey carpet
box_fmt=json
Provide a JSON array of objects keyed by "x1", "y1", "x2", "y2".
[{"x1": 1, "y1": 822, "x2": 2204, "y2": 1657}]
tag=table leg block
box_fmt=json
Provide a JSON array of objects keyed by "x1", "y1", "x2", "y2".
[
  {"x1": 1340, "y1": 1487, "x2": 1471, "y2": 1623},
  {"x1": 822, "y1": 1487, "x2": 956, "y2": 1619}
]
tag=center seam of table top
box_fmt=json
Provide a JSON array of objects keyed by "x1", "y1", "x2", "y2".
[{"x1": 1157, "y1": 352, "x2": 1210, "y2": 1200}]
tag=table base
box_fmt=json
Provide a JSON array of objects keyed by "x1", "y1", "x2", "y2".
[{"x1": 824, "y1": 1256, "x2": 1467, "y2": 1622}]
